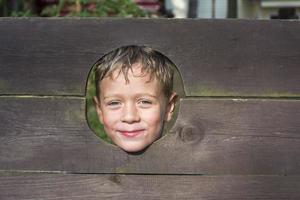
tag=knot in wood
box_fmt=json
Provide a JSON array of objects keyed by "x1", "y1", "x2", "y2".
[
  {"x1": 109, "y1": 175, "x2": 121, "y2": 185},
  {"x1": 177, "y1": 125, "x2": 204, "y2": 144}
]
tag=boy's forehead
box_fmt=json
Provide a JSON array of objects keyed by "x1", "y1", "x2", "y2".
[
  {"x1": 105, "y1": 71, "x2": 159, "y2": 86},
  {"x1": 111, "y1": 63, "x2": 145, "y2": 76},
  {"x1": 99, "y1": 69, "x2": 164, "y2": 95},
  {"x1": 108, "y1": 64, "x2": 155, "y2": 83},
  {"x1": 97, "y1": 62, "x2": 168, "y2": 99}
]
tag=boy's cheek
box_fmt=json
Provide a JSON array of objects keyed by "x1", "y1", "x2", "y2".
[
  {"x1": 101, "y1": 111, "x2": 114, "y2": 123},
  {"x1": 140, "y1": 110, "x2": 164, "y2": 125}
]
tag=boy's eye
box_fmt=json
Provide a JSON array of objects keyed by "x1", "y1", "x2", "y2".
[
  {"x1": 138, "y1": 99, "x2": 152, "y2": 107},
  {"x1": 106, "y1": 101, "x2": 121, "y2": 107},
  {"x1": 141, "y1": 100, "x2": 152, "y2": 104}
]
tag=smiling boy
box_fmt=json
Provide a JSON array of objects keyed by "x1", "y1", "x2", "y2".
[{"x1": 93, "y1": 45, "x2": 177, "y2": 153}]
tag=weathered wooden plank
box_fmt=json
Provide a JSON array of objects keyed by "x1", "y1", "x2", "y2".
[
  {"x1": 0, "y1": 97, "x2": 299, "y2": 174},
  {"x1": 0, "y1": 18, "x2": 299, "y2": 96},
  {"x1": 0, "y1": 174, "x2": 299, "y2": 200},
  {"x1": 173, "y1": 98, "x2": 300, "y2": 138}
]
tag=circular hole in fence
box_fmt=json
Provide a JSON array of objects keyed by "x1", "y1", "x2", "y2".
[{"x1": 86, "y1": 45, "x2": 185, "y2": 152}]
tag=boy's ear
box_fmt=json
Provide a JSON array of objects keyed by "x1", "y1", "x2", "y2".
[
  {"x1": 93, "y1": 96, "x2": 104, "y2": 124},
  {"x1": 164, "y1": 92, "x2": 178, "y2": 122}
]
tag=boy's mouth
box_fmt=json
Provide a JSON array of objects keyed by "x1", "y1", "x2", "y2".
[{"x1": 118, "y1": 129, "x2": 145, "y2": 138}]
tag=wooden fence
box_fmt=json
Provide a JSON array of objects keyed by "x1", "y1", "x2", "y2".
[{"x1": 0, "y1": 18, "x2": 299, "y2": 199}]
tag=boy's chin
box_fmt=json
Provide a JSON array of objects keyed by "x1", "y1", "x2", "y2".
[{"x1": 117, "y1": 142, "x2": 151, "y2": 153}]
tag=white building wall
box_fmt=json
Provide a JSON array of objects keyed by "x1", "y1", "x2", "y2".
[
  {"x1": 197, "y1": 0, "x2": 228, "y2": 18},
  {"x1": 197, "y1": 0, "x2": 212, "y2": 18},
  {"x1": 165, "y1": 0, "x2": 189, "y2": 18},
  {"x1": 214, "y1": 0, "x2": 228, "y2": 18},
  {"x1": 165, "y1": 0, "x2": 228, "y2": 18},
  {"x1": 166, "y1": 0, "x2": 300, "y2": 19}
]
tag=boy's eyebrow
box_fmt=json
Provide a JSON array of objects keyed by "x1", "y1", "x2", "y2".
[
  {"x1": 102, "y1": 94, "x2": 122, "y2": 100},
  {"x1": 135, "y1": 93, "x2": 159, "y2": 98},
  {"x1": 102, "y1": 93, "x2": 159, "y2": 100}
]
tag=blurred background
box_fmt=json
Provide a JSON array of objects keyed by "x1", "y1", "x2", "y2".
[{"x1": 0, "y1": 0, "x2": 299, "y2": 19}]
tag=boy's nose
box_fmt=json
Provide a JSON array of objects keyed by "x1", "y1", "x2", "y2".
[{"x1": 121, "y1": 103, "x2": 140, "y2": 123}]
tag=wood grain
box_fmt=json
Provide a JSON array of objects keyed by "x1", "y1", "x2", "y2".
[
  {"x1": 0, "y1": 18, "x2": 299, "y2": 96},
  {"x1": 1, "y1": 97, "x2": 299, "y2": 175},
  {"x1": 0, "y1": 174, "x2": 299, "y2": 200}
]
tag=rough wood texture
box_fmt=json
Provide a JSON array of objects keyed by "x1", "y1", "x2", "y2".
[
  {"x1": 0, "y1": 174, "x2": 299, "y2": 200},
  {"x1": 0, "y1": 18, "x2": 299, "y2": 96},
  {"x1": 1, "y1": 97, "x2": 299, "y2": 175}
]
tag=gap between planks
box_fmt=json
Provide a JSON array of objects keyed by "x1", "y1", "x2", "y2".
[
  {"x1": 0, "y1": 94, "x2": 85, "y2": 99},
  {"x1": 0, "y1": 170, "x2": 204, "y2": 176},
  {"x1": 1, "y1": 170, "x2": 299, "y2": 177},
  {"x1": 0, "y1": 94, "x2": 300, "y2": 101}
]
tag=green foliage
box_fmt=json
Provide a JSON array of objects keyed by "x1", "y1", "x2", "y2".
[
  {"x1": 41, "y1": 0, "x2": 66, "y2": 17},
  {"x1": 10, "y1": 10, "x2": 34, "y2": 17},
  {"x1": 41, "y1": 0, "x2": 146, "y2": 17},
  {"x1": 0, "y1": 0, "x2": 36, "y2": 17},
  {"x1": 93, "y1": 0, "x2": 146, "y2": 17},
  {"x1": 1, "y1": 0, "x2": 146, "y2": 17}
]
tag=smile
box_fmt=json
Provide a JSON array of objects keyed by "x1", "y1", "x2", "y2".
[{"x1": 118, "y1": 130, "x2": 145, "y2": 138}]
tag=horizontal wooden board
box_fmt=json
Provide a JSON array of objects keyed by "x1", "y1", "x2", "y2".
[
  {"x1": 0, "y1": 97, "x2": 300, "y2": 174},
  {"x1": 0, "y1": 18, "x2": 299, "y2": 96},
  {"x1": 0, "y1": 174, "x2": 299, "y2": 200}
]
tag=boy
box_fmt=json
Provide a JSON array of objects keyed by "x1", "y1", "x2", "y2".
[{"x1": 93, "y1": 45, "x2": 177, "y2": 153}]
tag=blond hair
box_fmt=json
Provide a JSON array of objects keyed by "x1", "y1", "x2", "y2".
[{"x1": 94, "y1": 45, "x2": 175, "y2": 98}]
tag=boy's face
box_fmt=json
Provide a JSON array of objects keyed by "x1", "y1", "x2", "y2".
[{"x1": 93, "y1": 63, "x2": 176, "y2": 152}]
